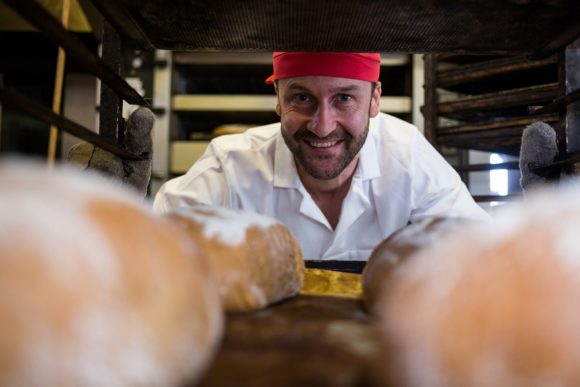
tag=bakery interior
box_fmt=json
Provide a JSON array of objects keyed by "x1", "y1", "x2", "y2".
[{"x1": 2, "y1": 0, "x2": 580, "y2": 386}]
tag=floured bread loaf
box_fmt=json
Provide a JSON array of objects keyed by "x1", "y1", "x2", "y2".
[
  {"x1": 374, "y1": 185, "x2": 580, "y2": 387},
  {"x1": 0, "y1": 161, "x2": 223, "y2": 387},
  {"x1": 362, "y1": 217, "x2": 469, "y2": 314},
  {"x1": 168, "y1": 206, "x2": 304, "y2": 312}
]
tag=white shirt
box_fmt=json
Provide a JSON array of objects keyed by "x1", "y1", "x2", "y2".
[{"x1": 153, "y1": 113, "x2": 490, "y2": 260}]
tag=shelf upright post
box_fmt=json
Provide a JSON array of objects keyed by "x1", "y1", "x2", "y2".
[
  {"x1": 99, "y1": 20, "x2": 123, "y2": 143},
  {"x1": 564, "y1": 37, "x2": 580, "y2": 157}
]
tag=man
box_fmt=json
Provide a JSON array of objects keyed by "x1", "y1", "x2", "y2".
[{"x1": 153, "y1": 52, "x2": 489, "y2": 261}]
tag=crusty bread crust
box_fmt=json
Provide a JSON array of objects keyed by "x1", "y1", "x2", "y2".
[
  {"x1": 370, "y1": 185, "x2": 580, "y2": 387},
  {"x1": 0, "y1": 161, "x2": 223, "y2": 387},
  {"x1": 168, "y1": 206, "x2": 305, "y2": 312},
  {"x1": 363, "y1": 217, "x2": 468, "y2": 314}
]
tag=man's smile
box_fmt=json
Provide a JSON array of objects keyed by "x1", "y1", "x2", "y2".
[{"x1": 305, "y1": 139, "x2": 341, "y2": 148}]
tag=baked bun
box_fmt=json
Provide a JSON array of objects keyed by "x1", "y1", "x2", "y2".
[
  {"x1": 0, "y1": 161, "x2": 223, "y2": 387},
  {"x1": 362, "y1": 217, "x2": 468, "y2": 314},
  {"x1": 211, "y1": 123, "x2": 254, "y2": 137},
  {"x1": 168, "y1": 205, "x2": 305, "y2": 312},
  {"x1": 374, "y1": 185, "x2": 580, "y2": 387}
]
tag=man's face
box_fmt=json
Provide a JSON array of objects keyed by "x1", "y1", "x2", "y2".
[{"x1": 275, "y1": 76, "x2": 381, "y2": 180}]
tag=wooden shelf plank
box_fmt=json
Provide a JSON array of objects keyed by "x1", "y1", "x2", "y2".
[
  {"x1": 172, "y1": 95, "x2": 412, "y2": 113},
  {"x1": 437, "y1": 83, "x2": 559, "y2": 115},
  {"x1": 437, "y1": 56, "x2": 557, "y2": 88},
  {"x1": 173, "y1": 95, "x2": 277, "y2": 112},
  {"x1": 437, "y1": 113, "x2": 558, "y2": 135},
  {"x1": 453, "y1": 162, "x2": 520, "y2": 172},
  {"x1": 473, "y1": 194, "x2": 521, "y2": 202}
]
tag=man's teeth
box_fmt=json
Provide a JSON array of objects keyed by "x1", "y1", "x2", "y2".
[{"x1": 309, "y1": 140, "x2": 338, "y2": 148}]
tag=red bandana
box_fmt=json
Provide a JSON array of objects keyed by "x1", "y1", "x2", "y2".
[{"x1": 265, "y1": 52, "x2": 381, "y2": 84}]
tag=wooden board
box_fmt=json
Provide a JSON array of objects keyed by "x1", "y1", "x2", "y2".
[{"x1": 195, "y1": 270, "x2": 392, "y2": 387}]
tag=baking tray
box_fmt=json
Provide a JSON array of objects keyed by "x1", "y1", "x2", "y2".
[{"x1": 90, "y1": 0, "x2": 580, "y2": 55}]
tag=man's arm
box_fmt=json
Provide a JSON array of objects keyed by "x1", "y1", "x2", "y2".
[{"x1": 409, "y1": 132, "x2": 490, "y2": 223}]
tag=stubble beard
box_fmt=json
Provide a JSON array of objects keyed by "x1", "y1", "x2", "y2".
[{"x1": 281, "y1": 122, "x2": 370, "y2": 180}]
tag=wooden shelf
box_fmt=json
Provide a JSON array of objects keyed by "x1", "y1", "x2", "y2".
[
  {"x1": 379, "y1": 97, "x2": 412, "y2": 113},
  {"x1": 437, "y1": 114, "x2": 559, "y2": 135},
  {"x1": 437, "y1": 83, "x2": 559, "y2": 116},
  {"x1": 473, "y1": 194, "x2": 521, "y2": 202},
  {"x1": 170, "y1": 140, "x2": 210, "y2": 174},
  {"x1": 172, "y1": 95, "x2": 411, "y2": 113},
  {"x1": 437, "y1": 56, "x2": 558, "y2": 88},
  {"x1": 452, "y1": 162, "x2": 520, "y2": 172},
  {"x1": 172, "y1": 95, "x2": 276, "y2": 112},
  {"x1": 173, "y1": 52, "x2": 410, "y2": 66}
]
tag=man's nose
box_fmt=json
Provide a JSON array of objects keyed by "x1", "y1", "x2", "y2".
[{"x1": 306, "y1": 102, "x2": 336, "y2": 138}]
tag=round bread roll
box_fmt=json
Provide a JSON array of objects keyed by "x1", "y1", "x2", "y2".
[
  {"x1": 0, "y1": 161, "x2": 223, "y2": 387},
  {"x1": 211, "y1": 123, "x2": 254, "y2": 137},
  {"x1": 362, "y1": 217, "x2": 469, "y2": 314},
  {"x1": 167, "y1": 206, "x2": 305, "y2": 312},
  {"x1": 374, "y1": 185, "x2": 580, "y2": 387}
]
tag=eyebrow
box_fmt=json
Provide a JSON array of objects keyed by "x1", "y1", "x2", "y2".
[
  {"x1": 329, "y1": 85, "x2": 363, "y2": 94},
  {"x1": 285, "y1": 82, "x2": 364, "y2": 94},
  {"x1": 285, "y1": 83, "x2": 309, "y2": 92}
]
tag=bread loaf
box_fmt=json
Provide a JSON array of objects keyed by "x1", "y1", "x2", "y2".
[
  {"x1": 373, "y1": 185, "x2": 580, "y2": 387},
  {"x1": 0, "y1": 161, "x2": 223, "y2": 387},
  {"x1": 362, "y1": 217, "x2": 468, "y2": 314},
  {"x1": 168, "y1": 206, "x2": 305, "y2": 312}
]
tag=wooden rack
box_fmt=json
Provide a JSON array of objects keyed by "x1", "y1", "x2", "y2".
[{"x1": 423, "y1": 48, "x2": 580, "y2": 202}]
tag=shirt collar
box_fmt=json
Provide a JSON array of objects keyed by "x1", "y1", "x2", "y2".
[
  {"x1": 273, "y1": 129, "x2": 302, "y2": 188},
  {"x1": 355, "y1": 117, "x2": 381, "y2": 181},
  {"x1": 273, "y1": 119, "x2": 381, "y2": 188}
]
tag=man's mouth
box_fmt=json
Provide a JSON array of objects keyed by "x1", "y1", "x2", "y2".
[{"x1": 305, "y1": 139, "x2": 340, "y2": 148}]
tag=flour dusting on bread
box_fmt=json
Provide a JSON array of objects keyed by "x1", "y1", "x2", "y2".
[
  {"x1": 374, "y1": 181, "x2": 580, "y2": 387},
  {"x1": 168, "y1": 205, "x2": 304, "y2": 312},
  {"x1": 173, "y1": 205, "x2": 279, "y2": 246},
  {"x1": 0, "y1": 160, "x2": 223, "y2": 387}
]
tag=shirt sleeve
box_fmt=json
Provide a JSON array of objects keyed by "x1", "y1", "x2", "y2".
[
  {"x1": 409, "y1": 133, "x2": 491, "y2": 223},
  {"x1": 152, "y1": 142, "x2": 231, "y2": 213}
]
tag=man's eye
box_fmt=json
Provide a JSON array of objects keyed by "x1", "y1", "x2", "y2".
[
  {"x1": 338, "y1": 94, "x2": 353, "y2": 102},
  {"x1": 294, "y1": 94, "x2": 310, "y2": 102}
]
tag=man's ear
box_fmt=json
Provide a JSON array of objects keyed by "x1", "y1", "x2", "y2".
[
  {"x1": 273, "y1": 82, "x2": 282, "y2": 116},
  {"x1": 370, "y1": 81, "x2": 382, "y2": 117}
]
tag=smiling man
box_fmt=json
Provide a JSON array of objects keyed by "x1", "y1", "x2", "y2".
[{"x1": 153, "y1": 52, "x2": 489, "y2": 261}]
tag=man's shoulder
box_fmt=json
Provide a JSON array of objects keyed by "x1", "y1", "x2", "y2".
[
  {"x1": 370, "y1": 112, "x2": 422, "y2": 146},
  {"x1": 365, "y1": 112, "x2": 448, "y2": 176}
]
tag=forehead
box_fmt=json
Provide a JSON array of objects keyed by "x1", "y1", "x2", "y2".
[{"x1": 277, "y1": 76, "x2": 372, "y2": 94}]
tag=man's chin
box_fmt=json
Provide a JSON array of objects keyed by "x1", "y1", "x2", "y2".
[{"x1": 301, "y1": 163, "x2": 343, "y2": 180}]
